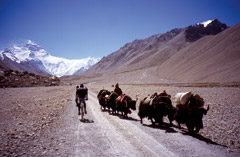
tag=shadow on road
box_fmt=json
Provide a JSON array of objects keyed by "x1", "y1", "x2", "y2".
[
  {"x1": 119, "y1": 116, "x2": 140, "y2": 122},
  {"x1": 79, "y1": 118, "x2": 94, "y2": 123},
  {"x1": 105, "y1": 110, "x2": 140, "y2": 122},
  {"x1": 143, "y1": 122, "x2": 225, "y2": 146},
  {"x1": 143, "y1": 122, "x2": 177, "y2": 133},
  {"x1": 181, "y1": 131, "x2": 225, "y2": 147}
]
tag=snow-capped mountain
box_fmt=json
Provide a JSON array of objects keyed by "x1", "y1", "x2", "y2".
[
  {"x1": 185, "y1": 19, "x2": 228, "y2": 42},
  {"x1": 0, "y1": 40, "x2": 101, "y2": 76},
  {"x1": 197, "y1": 19, "x2": 214, "y2": 27}
]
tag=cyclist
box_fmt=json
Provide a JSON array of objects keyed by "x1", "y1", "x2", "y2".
[{"x1": 76, "y1": 84, "x2": 88, "y2": 115}]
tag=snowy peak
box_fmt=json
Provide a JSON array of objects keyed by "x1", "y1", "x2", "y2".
[
  {"x1": 198, "y1": 19, "x2": 214, "y2": 27},
  {"x1": 185, "y1": 19, "x2": 228, "y2": 42},
  {"x1": 27, "y1": 41, "x2": 47, "y2": 54},
  {"x1": 1, "y1": 40, "x2": 48, "y2": 63},
  {"x1": 24, "y1": 40, "x2": 49, "y2": 57},
  {"x1": 27, "y1": 40, "x2": 37, "y2": 45},
  {"x1": 0, "y1": 41, "x2": 101, "y2": 76}
]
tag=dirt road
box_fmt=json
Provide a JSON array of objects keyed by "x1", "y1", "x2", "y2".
[{"x1": 59, "y1": 90, "x2": 238, "y2": 157}]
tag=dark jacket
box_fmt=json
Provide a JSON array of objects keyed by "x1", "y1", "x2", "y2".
[{"x1": 76, "y1": 87, "x2": 88, "y2": 98}]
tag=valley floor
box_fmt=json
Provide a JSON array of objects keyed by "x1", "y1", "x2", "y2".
[{"x1": 0, "y1": 85, "x2": 239, "y2": 156}]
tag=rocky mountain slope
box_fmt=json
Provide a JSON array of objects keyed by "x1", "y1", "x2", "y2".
[
  {"x1": 86, "y1": 28, "x2": 186, "y2": 73},
  {"x1": 0, "y1": 41, "x2": 100, "y2": 76},
  {"x1": 185, "y1": 19, "x2": 227, "y2": 42},
  {"x1": 158, "y1": 23, "x2": 240, "y2": 82},
  {"x1": 0, "y1": 69, "x2": 61, "y2": 88},
  {"x1": 85, "y1": 19, "x2": 239, "y2": 83}
]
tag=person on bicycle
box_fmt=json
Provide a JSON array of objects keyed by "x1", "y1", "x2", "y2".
[{"x1": 76, "y1": 84, "x2": 88, "y2": 114}]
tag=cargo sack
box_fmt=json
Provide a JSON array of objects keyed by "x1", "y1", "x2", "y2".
[
  {"x1": 143, "y1": 96, "x2": 155, "y2": 106},
  {"x1": 143, "y1": 96, "x2": 151, "y2": 104},
  {"x1": 175, "y1": 91, "x2": 192, "y2": 105}
]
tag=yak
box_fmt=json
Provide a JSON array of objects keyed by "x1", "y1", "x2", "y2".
[
  {"x1": 138, "y1": 93, "x2": 157, "y2": 124},
  {"x1": 97, "y1": 89, "x2": 111, "y2": 110},
  {"x1": 174, "y1": 94, "x2": 209, "y2": 134},
  {"x1": 115, "y1": 94, "x2": 137, "y2": 117},
  {"x1": 174, "y1": 104, "x2": 209, "y2": 133},
  {"x1": 138, "y1": 91, "x2": 175, "y2": 125},
  {"x1": 153, "y1": 90, "x2": 175, "y2": 125},
  {"x1": 105, "y1": 92, "x2": 119, "y2": 114},
  {"x1": 151, "y1": 93, "x2": 175, "y2": 125}
]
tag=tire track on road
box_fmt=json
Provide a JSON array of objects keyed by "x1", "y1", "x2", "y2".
[{"x1": 82, "y1": 91, "x2": 176, "y2": 157}]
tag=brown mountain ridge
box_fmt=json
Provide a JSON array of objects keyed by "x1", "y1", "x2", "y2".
[
  {"x1": 158, "y1": 23, "x2": 240, "y2": 83},
  {"x1": 83, "y1": 20, "x2": 239, "y2": 84}
]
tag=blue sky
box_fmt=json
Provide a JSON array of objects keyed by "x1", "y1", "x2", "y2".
[{"x1": 0, "y1": 0, "x2": 239, "y2": 59}]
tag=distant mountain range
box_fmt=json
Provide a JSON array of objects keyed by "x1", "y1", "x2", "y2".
[
  {"x1": 1, "y1": 19, "x2": 239, "y2": 83},
  {"x1": 85, "y1": 19, "x2": 240, "y2": 83},
  {"x1": 0, "y1": 41, "x2": 101, "y2": 76}
]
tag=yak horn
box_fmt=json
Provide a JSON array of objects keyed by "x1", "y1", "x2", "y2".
[
  {"x1": 136, "y1": 93, "x2": 140, "y2": 101},
  {"x1": 206, "y1": 105, "x2": 210, "y2": 111}
]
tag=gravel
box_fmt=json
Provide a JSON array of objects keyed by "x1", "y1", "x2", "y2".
[{"x1": 0, "y1": 86, "x2": 72, "y2": 156}]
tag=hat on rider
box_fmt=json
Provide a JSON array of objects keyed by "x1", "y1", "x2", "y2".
[{"x1": 80, "y1": 84, "x2": 84, "y2": 88}]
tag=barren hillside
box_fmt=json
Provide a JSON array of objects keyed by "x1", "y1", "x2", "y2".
[
  {"x1": 87, "y1": 28, "x2": 187, "y2": 74},
  {"x1": 85, "y1": 22, "x2": 239, "y2": 83},
  {"x1": 157, "y1": 23, "x2": 240, "y2": 83}
]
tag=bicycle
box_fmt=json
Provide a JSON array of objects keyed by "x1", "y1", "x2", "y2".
[{"x1": 79, "y1": 101, "x2": 85, "y2": 120}]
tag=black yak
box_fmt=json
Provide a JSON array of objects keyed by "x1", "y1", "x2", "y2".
[
  {"x1": 97, "y1": 89, "x2": 111, "y2": 110},
  {"x1": 138, "y1": 91, "x2": 175, "y2": 125},
  {"x1": 174, "y1": 104, "x2": 209, "y2": 133},
  {"x1": 116, "y1": 94, "x2": 137, "y2": 117},
  {"x1": 105, "y1": 92, "x2": 119, "y2": 114}
]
